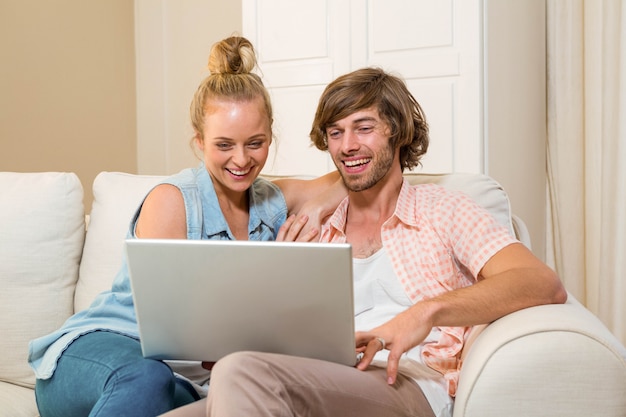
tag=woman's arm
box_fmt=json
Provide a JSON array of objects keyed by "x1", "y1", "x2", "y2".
[{"x1": 135, "y1": 184, "x2": 187, "y2": 239}]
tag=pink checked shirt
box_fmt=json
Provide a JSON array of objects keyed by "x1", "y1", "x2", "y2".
[{"x1": 320, "y1": 179, "x2": 517, "y2": 396}]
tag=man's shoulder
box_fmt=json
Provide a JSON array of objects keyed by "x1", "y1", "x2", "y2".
[{"x1": 403, "y1": 180, "x2": 464, "y2": 206}]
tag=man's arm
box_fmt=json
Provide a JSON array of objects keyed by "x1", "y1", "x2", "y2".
[
  {"x1": 273, "y1": 171, "x2": 343, "y2": 215},
  {"x1": 273, "y1": 171, "x2": 345, "y2": 238},
  {"x1": 356, "y1": 242, "x2": 567, "y2": 384}
]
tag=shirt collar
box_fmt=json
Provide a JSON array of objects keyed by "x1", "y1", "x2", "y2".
[
  {"x1": 392, "y1": 178, "x2": 421, "y2": 227},
  {"x1": 323, "y1": 178, "x2": 420, "y2": 238}
]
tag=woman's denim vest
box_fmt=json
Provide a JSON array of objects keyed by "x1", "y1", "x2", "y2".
[{"x1": 28, "y1": 163, "x2": 288, "y2": 379}]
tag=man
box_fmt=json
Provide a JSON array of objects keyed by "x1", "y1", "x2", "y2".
[{"x1": 164, "y1": 67, "x2": 567, "y2": 417}]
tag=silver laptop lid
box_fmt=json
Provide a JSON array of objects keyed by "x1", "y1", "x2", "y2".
[{"x1": 126, "y1": 239, "x2": 357, "y2": 366}]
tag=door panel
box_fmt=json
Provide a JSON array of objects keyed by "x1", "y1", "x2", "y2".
[{"x1": 244, "y1": 0, "x2": 482, "y2": 175}]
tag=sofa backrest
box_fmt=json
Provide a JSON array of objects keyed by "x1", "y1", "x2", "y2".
[
  {"x1": 76, "y1": 170, "x2": 516, "y2": 313},
  {"x1": 75, "y1": 172, "x2": 166, "y2": 312},
  {"x1": 0, "y1": 172, "x2": 85, "y2": 388}
]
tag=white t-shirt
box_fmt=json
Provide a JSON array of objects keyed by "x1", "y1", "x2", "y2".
[{"x1": 353, "y1": 247, "x2": 454, "y2": 417}]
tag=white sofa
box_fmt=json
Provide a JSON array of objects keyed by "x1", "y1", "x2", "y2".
[{"x1": 1, "y1": 170, "x2": 625, "y2": 417}]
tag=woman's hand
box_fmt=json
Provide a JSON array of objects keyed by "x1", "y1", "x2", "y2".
[{"x1": 276, "y1": 214, "x2": 319, "y2": 242}]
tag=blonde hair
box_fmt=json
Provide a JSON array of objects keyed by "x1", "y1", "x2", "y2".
[{"x1": 190, "y1": 36, "x2": 273, "y2": 143}]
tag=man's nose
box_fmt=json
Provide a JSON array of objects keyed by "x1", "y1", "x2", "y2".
[{"x1": 341, "y1": 130, "x2": 360, "y2": 153}]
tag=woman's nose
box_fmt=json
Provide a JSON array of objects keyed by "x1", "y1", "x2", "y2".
[{"x1": 232, "y1": 146, "x2": 249, "y2": 166}]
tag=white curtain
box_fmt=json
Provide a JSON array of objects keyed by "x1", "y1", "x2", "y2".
[{"x1": 546, "y1": 0, "x2": 626, "y2": 344}]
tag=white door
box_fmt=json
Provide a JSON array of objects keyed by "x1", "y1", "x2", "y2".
[{"x1": 243, "y1": 0, "x2": 483, "y2": 176}]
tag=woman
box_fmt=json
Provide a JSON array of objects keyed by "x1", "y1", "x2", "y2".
[{"x1": 28, "y1": 36, "x2": 342, "y2": 417}]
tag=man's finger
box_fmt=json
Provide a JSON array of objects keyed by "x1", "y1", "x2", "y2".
[{"x1": 386, "y1": 348, "x2": 401, "y2": 385}]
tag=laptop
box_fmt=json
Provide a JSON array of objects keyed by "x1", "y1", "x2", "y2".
[{"x1": 125, "y1": 239, "x2": 357, "y2": 366}]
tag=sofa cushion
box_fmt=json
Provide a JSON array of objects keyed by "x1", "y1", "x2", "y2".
[
  {"x1": 0, "y1": 381, "x2": 39, "y2": 417},
  {"x1": 0, "y1": 172, "x2": 84, "y2": 388},
  {"x1": 75, "y1": 172, "x2": 166, "y2": 312}
]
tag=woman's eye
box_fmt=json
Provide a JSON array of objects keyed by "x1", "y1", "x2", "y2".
[
  {"x1": 216, "y1": 143, "x2": 232, "y2": 150},
  {"x1": 248, "y1": 141, "x2": 264, "y2": 149}
]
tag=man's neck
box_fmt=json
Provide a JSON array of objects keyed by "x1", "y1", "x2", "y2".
[
  {"x1": 346, "y1": 170, "x2": 403, "y2": 222},
  {"x1": 343, "y1": 170, "x2": 403, "y2": 258}
]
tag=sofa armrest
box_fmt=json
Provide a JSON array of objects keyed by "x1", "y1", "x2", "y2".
[{"x1": 454, "y1": 294, "x2": 626, "y2": 417}]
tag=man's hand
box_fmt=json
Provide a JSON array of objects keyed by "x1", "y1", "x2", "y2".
[{"x1": 355, "y1": 304, "x2": 433, "y2": 385}]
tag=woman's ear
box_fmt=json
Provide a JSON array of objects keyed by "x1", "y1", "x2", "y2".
[{"x1": 194, "y1": 132, "x2": 204, "y2": 151}]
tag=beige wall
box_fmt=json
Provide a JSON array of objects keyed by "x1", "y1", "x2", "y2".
[
  {"x1": 0, "y1": 1, "x2": 137, "y2": 211},
  {"x1": 135, "y1": 0, "x2": 242, "y2": 177},
  {"x1": 1, "y1": 1, "x2": 547, "y2": 258},
  {"x1": 485, "y1": 0, "x2": 547, "y2": 258},
  {"x1": 0, "y1": 1, "x2": 242, "y2": 211}
]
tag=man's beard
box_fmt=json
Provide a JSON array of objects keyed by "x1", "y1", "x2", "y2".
[{"x1": 337, "y1": 143, "x2": 395, "y2": 192}]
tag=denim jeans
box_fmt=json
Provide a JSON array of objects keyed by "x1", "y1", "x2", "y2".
[{"x1": 35, "y1": 331, "x2": 199, "y2": 417}]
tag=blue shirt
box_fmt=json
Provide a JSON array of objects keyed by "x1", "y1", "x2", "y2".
[{"x1": 28, "y1": 163, "x2": 288, "y2": 379}]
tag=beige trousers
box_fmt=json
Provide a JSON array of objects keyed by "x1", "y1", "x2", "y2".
[{"x1": 164, "y1": 351, "x2": 436, "y2": 417}]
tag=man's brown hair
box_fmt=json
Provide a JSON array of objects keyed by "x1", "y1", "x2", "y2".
[{"x1": 310, "y1": 67, "x2": 429, "y2": 170}]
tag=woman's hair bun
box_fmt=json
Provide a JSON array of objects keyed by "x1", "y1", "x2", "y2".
[
  {"x1": 208, "y1": 36, "x2": 257, "y2": 75},
  {"x1": 190, "y1": 35, "x2": 272, "y2": 144}
]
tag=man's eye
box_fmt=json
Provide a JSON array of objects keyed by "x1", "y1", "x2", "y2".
[
  {"x1": 327, "y1": 130, "x2": 341, "y2": 139},
  {"x1": 357, "y1": 126, "x2": 373, "y2": 133}
]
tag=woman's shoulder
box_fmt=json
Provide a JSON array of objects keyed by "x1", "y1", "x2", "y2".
[
  {"x1": 250, "y1": 176, "x2": 280, "y2": 194},
  {"x1": 250, "y1": 177, "x2": 288, "y2": 224},
  {"x1": 159, "y1": 164, "x2": 204, "y2": 188}
]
